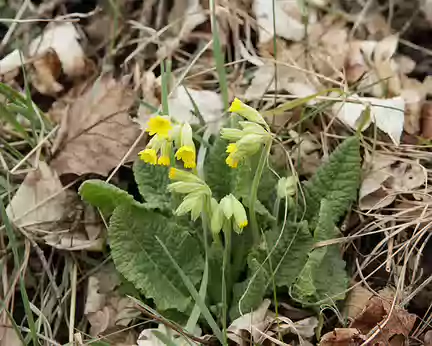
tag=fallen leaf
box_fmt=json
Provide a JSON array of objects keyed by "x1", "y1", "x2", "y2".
[
  {"x1": 422, "y1": 0, "x2": 432, "y2": 26},
  {"x1": 350, "y1": 294, "x2": 416, "y2": 344},
  {"x1": 137, "y1": 324, "x2": 201, "y2": 346},
  {"x1": 31, "y1": 50, "x2": 63, "y2": 95},
  {"x1": 343, "y1": 285, "x2": 374, "y2": 321},
  {"x1": 400, "y1": 77, "x2": 427, "y2": 135},
  {"x1": 0, "y1": 49, "x2": 22, "y2": 77},
  {"x1": 319, "y1": 328, "x2": 365, "y2": 346},
  {"x1": 424, "y1": 330, "x2": 432, "y2": 346},
  {"x1": 245, "y1": 63, "x2": 317, "y2": 100},
  {"x1": 359, "y1": 152, "x2": 426, "y2": 210},
  {"x1": 421, "y1": 101, "x2": 432, "y2": 139},
  {"x1": 44, "y1": 232, "x2": 105, "y2": 251},
  {"x1": 253, "y1": 0, "x2": 307, "y2": 44},
  {"x1": 332, "y1": 96, "x2": 405, "y2": 145},
  {"x1": 168, "y1": 86, "x2": 223, "y2": 133},
  {"x1": 29, "y1": 22, "x2": 87, "y2": 78},
  {"x1": 0, "y1": 327, "x2": 22, "y2": 346},
  {"x1": 85, "y1": 264, "x2": 140, "y2": 336},
  {"x1": 50, "y1": 75, "x2": 140, "y2": 176},
  {"x1": 228, "y1": 299, "x2": 272, "y2": 344},
  {"x1": 274, "y1": 316, "x2": 318, "y2": 339},
  {"x1": 6, "y1": 161, "x2": 67, "y2": 228}
]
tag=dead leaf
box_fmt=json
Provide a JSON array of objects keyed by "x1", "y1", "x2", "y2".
[
  {"x1": 50, "y1": 75, "x2": 140, "y2": 176},
  {"x1": 85, "y1": 264, "x2": 140, "y2": 337},
  {"x1": 319, "y1": 328, "x2": 365, "y2": 346},
  {"x1": 424, "y1": 330, "x2": 432, "y2": 346},
  {"x1": 6, "y1": 161, "x2": 66, "y2": 228},
  {"x1": 228, "y1": 299, "x2": 272, "y2": 344},
  {"x1": 31, "y1": 50, "x2": 63, "y2": 95},
  {"x1": 253, "y1": 0, "x2": 307, "y2": 44},
  {"x1": 273, "y1": 316, "x2": 318, "y2": 339},
  {"x1": 350, "y1": 294, "x2": 416, "y2": 344},
  {"x1": 29, "y1": 22, "x2": 87, "y2": 78},
  {"x1": 137, "y1": 324, "x2": 200, "y2": 346},
  {"x1": 421, "y1": 101, "x2": 432, "y2": 139},
  {"x1": 332, "y1": 96, "x2": 405, "y2": 145},
  {"x1": 245, "y1": 63, "x2": 317, "y2": 100},
  {"x1": 0, "y1": 49, "x2": 22, "y2": 79},
  {"x1": 44, "y1": 232, "x2": 105, "y2": 251},
  {"x1": 168, "y1": 86, "x2": 224, "y2": 133},
  {"x1": 0, "y1": 328, "x2": 22, "y2": 346},
  {"x1": 359, "y1": 153, "x2": 426, "y2": 210},
  {"x1": 343, "y1": 285, "x2": 374, "y2": 321},
  {"x1": 400, "y1": 77, "x2": 427, "y2": 135}
]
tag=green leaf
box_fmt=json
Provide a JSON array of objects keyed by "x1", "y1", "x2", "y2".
[
  {"x1": 230, "y1": 258, "x2": 268, "y2": 320},
  {"x1": 291, "y1": 200, "x2": 349, "y2": 305},
  {"x1": 303, "y1": 136, "x2": 361, "y2": 224},
  {"x1": 133, "y1": 159, "x2": 171, "y2": 210},
  {"x1": 230, "y1": 221, "x2": 313, "y2": 319},
  {"x1": 109, "y1": 202, "x2": 204, "y2": 312},
  {"x1": 79, "y1": 180, "x2": 134, "y2": 216},
  {"x1": 205, "y1": 137, "x2": 235, "y2": 200}
]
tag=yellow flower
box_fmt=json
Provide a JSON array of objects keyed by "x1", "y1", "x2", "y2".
[
  {"x1": 226, "y1": 154, "x2": 239, "y2": 168},
  {"x1": 158, "y1": 155, "x2": 170, "y2": 166},
  {"x1": 238, "y1": 220, "x2": 248, "y2": 229},
  {"x1": 228, "y1": 98, "x2": 266, "y2": 125},
  {"x1": 176, "y1": 146, "x2": 196, "y2": 168},
  {"x1": 139, "y1": 148, "x2": 157, "y2": 165},
  {"x1": 226, "y1": 143, "x2": 238, "y2": 154},
  {"x1": 169, "y1": 167, "x2": 177, "y2": 180},
  {"x1": 146, "y1": 116, "x2": 172, "y2": 138}
]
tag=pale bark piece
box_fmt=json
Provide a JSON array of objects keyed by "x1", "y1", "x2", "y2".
[
  {"x1": 51, "y1": 76, "x2": 140, "y2": 176},
  {"x1": 6, "y1": 161, "x2": 66, "y2": 228}
]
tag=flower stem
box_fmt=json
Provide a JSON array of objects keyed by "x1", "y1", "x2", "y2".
[{"x1": 249, "y1": 139, "x2": 272, "y2": 245}]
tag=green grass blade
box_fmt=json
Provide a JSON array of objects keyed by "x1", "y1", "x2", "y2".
[
  {"x1": 0, "y1": 202, "x2": 38, "y2": 345},
  {"x1": 155, "y1": 236, "x2": 225, "y2": 345},
  {"x1": 209, "y1": 0, "x2": 229, "y2": 109}
]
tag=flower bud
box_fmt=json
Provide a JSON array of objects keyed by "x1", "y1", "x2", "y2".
[
  {"x1": 210, "y1": 198, "x2": 223, "y2": 235},
  {"x1": 221, "y1": 128, "x2": 244, "y2": 141},
  {"x1": 229, "y1": 98, "x2": 266, "y2": 126},
  {"x1": 175, "y1": 193, "x2": 204, "y2": 221},
  {"x1": 168, "y1": 168, "x2": 202, "y2": 183},
  {"x1": 167, "y1": 181, "x2": 210, "y2": 195}
]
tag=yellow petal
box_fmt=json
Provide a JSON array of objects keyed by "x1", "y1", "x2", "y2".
[
  {"x1": 226, "y1": 143, "x2": 238, "y2": 154},
  {"x1": 158, "y1": 155, "x2": 170, "y2": 166},
  {"x1": 226, "y1": 154, "x2": 239, "y2": 168},
  {"x1": 139, "y1": 148, "x2": 157, "y2": 165},
  {"x1": 146, "y1": 116, "x2": 172, "y2": 138},
  {"x1": 175, "y1": 146, "x2": 196, "y2": 168}
]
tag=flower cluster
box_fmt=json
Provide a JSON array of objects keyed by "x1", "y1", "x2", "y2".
[
  {"x1": 139, "y1": 116, "x2": 197, "y2": 169},
  {"x1": 168, "y1": 167, "x2": 248, "y2": 233},
  {"x1": 221, "y1": 98, "x2": 271, "y2": 168}
]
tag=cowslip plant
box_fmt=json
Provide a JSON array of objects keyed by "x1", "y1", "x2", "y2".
[{"x1": 78, "y1": 98, "x2": 361, "y2": 338}]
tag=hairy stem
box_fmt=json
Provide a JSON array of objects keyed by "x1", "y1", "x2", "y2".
[{"x1": 249, "y1": 139, "x2": 272, "y2": 245}]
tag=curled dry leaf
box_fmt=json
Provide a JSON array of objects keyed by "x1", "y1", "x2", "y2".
[
  {"x1": 350, "y1": 293, "x2": 416, "y2": 344},
  {"x1": 31, "y1": 50, "x2": 63, "y2": 95},
  {"x1": 0, "y1": 328, "x2": 22, "y2": 346},
  {"x1": 332, "y1": 96, "x2": 405, "y2": 145},
  {"x1": 319, "y1": 328, "x2": 365, "y2": 346},
  {"x1": 50, "y1": 75, "x2": 140, "y2": 176},
  {"x1": 228, "y1": 299, "x2": 272, "y2": 344},
  {"x1": 421, "y1": 101, "x2": 432, "y2": 139},
  {"x1": 359, "y1": 152, "x2": 426, "y2": 210},
  {"x1": 6, "y1": 161, "x2": 66, "y2": 229},
  {"x1": 137, "y1": 324, "x2": 200, "y2": 346},
  {"x1": 343, "y1": 285, "x2": 374, "y2": 321},
  {"x1": 29, "y1": 22, "x2": 87, "y2": 78}
]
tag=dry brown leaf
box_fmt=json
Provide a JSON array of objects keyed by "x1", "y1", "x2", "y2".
[
  {"x1": 424, "y1": 330, "x2": 432, "y2": 346},
  {"x1": 359, "y1": 153, "x2": 426, "y2": 210},
  {"x1": 50, "y1": 75, "x2": 140, "y2": 176},
  {"x1": 319, "y1": 328, "x2": 365, "y2": 346},
  {"x1": 85, "y1": 264, "x2": 140, "y2": 337},
  {"x1": 343, "y1": 285, "x2": 374, "y2": 321},
  {"x1": 401, "y1": 76, "x2": 427, "y2": 135},
  {"x1": 0, "y1": 328, "x2": 22, "y2": 346},
  {"x1": 228, "y1": 299, "x2": 272, "y2": 344},
  {"x1": 6, "y1": 161, "x2": 67, "y2": 228},
  {"x1": 29, "y1": 22, "x2": 87, "y2": 78},
  {"x1": 350, "y1": 294, "x2": 416, "y2": 344},
  {"x1": 31, "y1": 50, "x2": 63, "y2": 95},
  {"x1": 421, "y1": 101, "x2": 432, "y2": 139}
]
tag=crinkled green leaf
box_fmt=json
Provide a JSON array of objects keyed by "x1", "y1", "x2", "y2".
[
  {"x1": 205, "y1": 137, "x2": 235, "y2": 200},
  {"x1": 230, "y1": 221, "x2": 313, "y2": 319},
  {"x1": 109, "y1": 202, "x2": 204, "y2": 312},
  {"x1": 292, "y1": 200, "x2": 348, "y2": 304},
  {"x1": 133, "y1": 160, "x2": 171, "y2": 210},
  {"x1": 230, "y1": 258, "x2": 268, "y2": 320},
  {"x1": 79, "y1": 179, "x2": 134, "y2": 216},
  {"x1": 303, "y1": 136, "x2": 361, "y2": 224}
]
